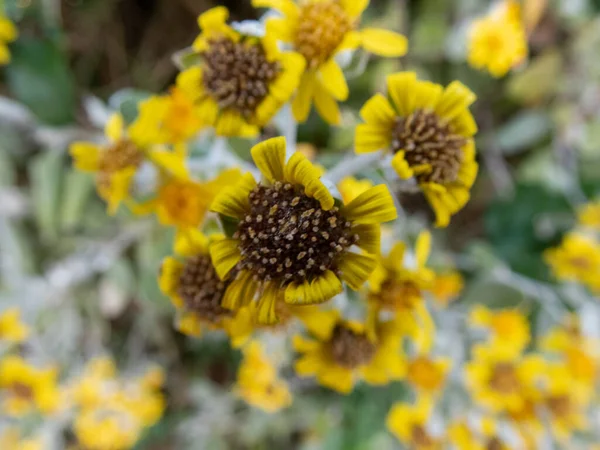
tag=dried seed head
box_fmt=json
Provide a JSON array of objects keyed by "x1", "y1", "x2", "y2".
[{"x1": 329, "y1": 324, "x2": 376, "y2": 369}]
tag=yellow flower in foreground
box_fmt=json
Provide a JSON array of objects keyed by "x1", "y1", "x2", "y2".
[
  {"x1": 0, "y1": 14, "x2": 17, "y2": 65},
  {"x1": 407, "y1": 355, "x2": 451, "y2": 395},
  {"x1": 236, "y1": 341, "x2": 292, "y2": 412},
  {"x1": 469, "y1": 305, "x2": 530, "y2": 353},
  {"x1": 177, "y1": 7, "x2": 304, "y2": 137},
  {"x1": 0, "y1": 307, "x2": 30, "y2": 343},
  {"x1": 386, "y1": 396, "x2": 441, "y2": 449},
  {"x1": 337, "y1": 176, "x2": 374, "y2": 204},
  {"x1": 355, "y1": 72, "x2": 478, "y2": 227},
  {"x1": 578, "y1": 200, "x2": 600, "y2": 230},
  {"x1": 431, "y1": 270, "x2": 464, "y2": 306},
  {"x1": 0, "y1": 428, "x2": 42, "y2": 450},
  {"x1": 70, "y1": 113, "x2": 187, "y2": 214},
  {"x1": 210, "y1": 137, "x2": 397, "y2": 324},
  {"x1": 255, "y1": 0, "x2": 408, "y2": 125},
  {"x1": 544, "y1": 232, "x2": 600, "y2": 293},
  {"x1": 468, "y1": 0, "x2": 528, "y2": 77},
  {"x1": 293, "y1": 311, "x2": 405, "y2": 393},
  {"x1": 0, "y1": 355, "x2": 60, "y2": 417}
]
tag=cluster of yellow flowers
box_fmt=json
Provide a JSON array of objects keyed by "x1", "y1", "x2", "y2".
[{"x1": 0, "y1": 308, "x2": 165, "y2": 450}]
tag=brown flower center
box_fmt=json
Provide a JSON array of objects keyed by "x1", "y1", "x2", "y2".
[
  {"x1": 177, "y1": 254, "x2": 232, "y2": 322},
  {"x1": 489, "y1": 363, "x2": 520, "y2": 394},
  {"x1": 294, "y1": 1, "x2": 353, "y2": 69},
  {"x1": 202, "y1": 37, "x2": 281, "y2": 118},
  {"x1": 235, "y1": 181, "x2": 357, "y2": 285},
  {"x1": 547, "y1": 395, "x2": 572, "y2": 417},
  {"x1": 391, "y1": 109, "x2": 466, "y2": 184},
  {"x1": 99, "y1": 139, "x2": 144, "y2": 173},
  {"x1": 486, "y1": 437, "x2": 505, "y2": 450},
  {"x1": 11, "y1": 382, "x2": 34, "y2": 400},
  {"x1": 329, "y1": 324, "x2": 376, "y2": 369},
  {"x1": 371, "y1": 278, "x2": 422, "y2": 310},
  {"x1": 411, "y1": 425, "x2": 435, "y2": 447}
]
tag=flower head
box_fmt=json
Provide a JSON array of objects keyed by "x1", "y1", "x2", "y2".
[
  {"x1": 469, "y1": 305, "x2": 530, "y2": 354},
  {"x1": 407, "y1": 355, "x2": 451, "y2": 395},
  {"x1": 177, "y1": 7, "x2": 305, "y2": 137},
  {"x1": 355, "y1": 72, "x2": 478, "y2": 227},
  {"x1": 0, "y1": 308, "x2": 30, "y2": 343},
  {"x1": 209, "y1": 137, "x2": 397, "y2": 324},
  {"x1": 0, "y1": 14, "x2": 17, "y2": 65},
  {"x1": 255, "y1": 0, "x2": 408, "y2": 125},
  {"x1": 430, "y1": 270, "x2": 464, "y2": 306},
  {"x1": 578, "y1": 200, "x2": 600, "y2": 230},
  {"x1": 468, "y1": 0, "x2": 528, "y2": 77},
  {"x1": 386, "y1": 396, "x2": 441, "y2": 449}
]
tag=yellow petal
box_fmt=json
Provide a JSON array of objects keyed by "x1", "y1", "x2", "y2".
[
  {"x1": 391, "y1": 151, "x2": 414, "y2": 179},
  {"x1": 284, "y1": 271, "x2": 343, "y2": 305},
  {"x1": 216, "y1": 109, "x2": 255, "y2": 137},
  {"x1": 360, "y1": 28, "x2": 408, "y2": 57},
  {"x1": 256, "y1": 283, "x2": 280, "y2": 325},
  {"x1": 0, "y1": 17, "x2": 18, "y2": 42},
  {"x1": 70, "y1": 142, "x2": 101, "y2": 172},
  {"x1": 177, "y1": 312, "x2": 202, "y2": 337},
  {"x1": 104, "y1": 168, "x2": 136, "y2": 215},
  {"x1": 265, "y1": 17, "x2": 297, "y2": 43},
  {"x1": 209, "y1": 238, "x2": 241, "y2": 280},
  {"x1": 292, "y1": 72, "x2": 316, "y2": 123},
  {"x1": 174, "y1": 228, "x2": 208, "y2": 257},
  {"x1": 159, "y1": 257, "x2": 184, "y2": 307},
  {"x1": 341, "y1": 185, "x2": 397, "y2": 224},
  {"x1": 317, "y1": 365, "x2": 355, "y2": 393},
  {"x1": 148, "y1": 149, "x2": 188, "y2": 179},
  {"x1": 355, "y1": 124, "x2": 391, "y2": 154},
  {"x1": 352, "y1": 224, "x2": 381, "y2": 254},
  {"x1": 318, "y1": 59, "x2": 349, "y2": 101},
  {"x1": 284, "y1": 152, "x2": 334, "y2": 210},
  {"x1": 251, "y1": 137, "x2": 287, "y2": 183},
  {"x1": 210, "y1": 172, "x2": 256, "y2": 219},
  {"x1": 339, "y1": 252, "x2": 377, "y2": 290},
  {"x1": 340, "y1": 0, "x2": 369, "y2": 18},
  {"x1": 415, "y1": 231, "x2": 431, "y2": 268},
  {"x1": 295, "y1": 351, "x2": 325, "y2": 376},
  {"x1": 435, "y1": 81, "x2": 477, "y2": 122},
  {"x1": 387, "y1": 72, "x2": 418, "y2": 117},
  {"x1": 360, "y1": 94, "x2": 397, "y2": 127},
  {"x1": 313, "y1": 81, "x2": 341, "y2": 125},
  {"x1": 104, "y1": 113, "x2": 124, "y2": 142},
  {"x1": 198, "y1": 6, "x2": 229, "y2": 31},
  {"x1": 292, "y1": 335, "x2": 320, "y2": 353},
  {"x1": 176, "y1": 67, "x2": 206, "y2": 103},
  {"x1": 222, "y1": 271, "x2": 258, "y2": 310}
]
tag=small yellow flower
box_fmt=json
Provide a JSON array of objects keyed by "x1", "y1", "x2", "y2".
[
  {"x1": 448, "y1": 419, "x2": 514, "y2": 450},
  {"x1": 406, "y1": 354, "x2": 451, "y2": 394},
  {"x1": 430, "y1": 270, "x2": 464, "y2": 306},
  {"x1": 177, "y1": 7, "x2": 305, "y2": 137},
  {"x1": 469, "y1": 305, "x2": 530, "y2": 353},
  {"x1": 468, "y1": 0, "x2": 528, "y2": 77},
  {"x1": 355, "y1": 72, "x2": 478, "y2": 227},
  {"x1": 386, "y1": 396, "x2": 441, "y2": 449},
  {"x1": 337, "y1": 176, "x2": 374, "y2": 204},
  {"x1": 0, "y1": 428, "x2": 43, "y2": 450},
  {"x1": 209, "y1": 137, "x2": 397, "y2": 324},
  {"x1": 293, "y1": 311, "x2": 405, "y2": 393},
  {"x1": 544, "y1": 232, "x2": 600, "y2": 293},
  {"x1": 236, "y1": 341, "x2": 292, "y2": 412},
  {"x1": 255, "y1": 0, "x2": 408, "y2": 125},
  {"x1": 0, "y1": 307, "x2": 30, "y2": 343},
  {"x1": 0, "y1": 14, "x2": 17, "y2": 65},
  {"x1": 578, "y1": 200, "x2": 600, "y2": 230},
  {"x1": 70, "y1": 113, "x2": 187, "y2": 215},
  {"x1": 0, "y1": 355, "x2": 60, "y2": 417}
]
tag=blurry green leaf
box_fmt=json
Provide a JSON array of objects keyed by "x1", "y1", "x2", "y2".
[
  {"x1": 0, "y1": 148, "x2": 16, "y2": 187},
  {"x1": 517, "y1": 148, "x2": 572, "y2": 192},
  {"x1": 105, "y1": 258, "x2": 137, "y2": 297},
  {"x1": 508, "y1": 50, "x2": 562, "y2": 104},
  {"x1": 6, "y1": 37, "x2": 76, "y2": 125},
  {"x1": 460, "y1": 276, "x2": 529, "y2": 309},
  {"x1": 494, "y1": 110, "x2": 551, "y2": 155},
  {"x1": 60, "y1": 169, "x2": 95, "y2": 231},
  {"x1": 29, "y1": 151, "x2": 64, "y2": 242},
  {"x1": 109, "y1": 89, "x2": 152, "y2": 125},
  {"x1": 410, "y1": 0, "x2": 450, "y2": 59}
]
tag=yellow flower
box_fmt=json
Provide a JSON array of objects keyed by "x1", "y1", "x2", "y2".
[
  {"x1": 255, "y1": 0, "x2": 408, "y2": 125},
  {"x1": 293, "y1": 311, "x2": 405, "y2": 393},
  {"x1": 448, "y1": 419, "x2": 515, "y2": 450},
  {"x1": 70, "y1": 113, "x2": 187, "y2": 215},
  {"x1": 465, "y1": 343, "x2": 544, "y2": 413},
  {"x1": 235, "y1": 341, "x2": 292, "y2": 412},
  {"x1": 578, "y1": 200, "x2": 600, "y2": 230},
  {"x1": 544, "y1": 232, "x2": 600, "y2": 293},
  {"x1": 129, "y1": 87, "x2": 203, "y2": 145},
  {"x1": 209, "y1": 137, "x2": 397, "y2": 324},
  {"x1": 468, "y1": 0, "x2": 528, "y2": 77},
  {"x1": 337, "y1": 176, "x2": 374, "y2": 204},
  {"x1": 406, "y1": 355, "x2": 451, "y2": 394},
  {"x1": 177, "y1": 7, "x2": 304, "y2": 137},
  {"x1": 469, "y1": 305, "x2": 530, "y2": 353},
  {"x1": 0, "y1": 14, "x2": 17, "y2": 65},
  {"x1": 430, "y1": 270, "x2": 464, "y2": 306},
  {"x1": 355, "y1": 72, "x2": 478, "y2": 227},
  {"x1": 0, "y1": 428, "x2": 43, "y2": 450},
  {"x1": 386, "y1": 396, "x2": 441, "y2": 449},
  {"x1": 0, "y1": 307, "x2": 30, "y2": 343},
  {"x1": 0, "y1": 355, "x2": 60, "y2": 417}
]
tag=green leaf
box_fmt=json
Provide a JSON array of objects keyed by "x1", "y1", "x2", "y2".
[
  {"x1": 507, "y1": 50, "x2": 562, "y2": 104},
  {"x1": 109, "y1": 89, "x2": 153, "y2": 125},
  {"x1": 29, "y1": 151, "x2": 65, "y2": 243},
  {"x1": 493, "y1": 110, "x2": 552, "y2": 155},
  {"x1": 59, "y1": 169, "x2": 95, "y2": 231}
]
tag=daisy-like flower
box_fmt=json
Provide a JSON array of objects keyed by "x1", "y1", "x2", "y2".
[
  {"x1": 254, "y1": 0, "x2": 408, "y2": 125},
  {"x1": 209, "y1": 137, "x2": 397, "y2": 324},
  {"x1": 468, "y1": 0, "x2": 528, "y2": 78},
  {"x1": 465, "y1": 343, "x2": 545, "y2": 414},
  {"x1": 235, "y1": 341, "x2": 292, "y2": 412},
  {"x1": 469, "y1": 305, "x2": 530, "y2": 354},
  {"x1": 0, "y1": 307, "x2": 30, "y2": 343},
  {"x1": 0, "y1": 13, "x2": 17, "y2": 65},
  {"x1": 293, "y1": 311, "x2": 405, "y2": 393},
  {"x1": 337, "y1": 176, "x2": 374, "y2": 204},
  {"x1": 70, "y1": 113, "x2": 187, "y2": 215},
  {"x1": 355, "y1": 72, "x2": 478, "y2": 227},
  {"x1": 430, "y1": 270, "x2": 464, "y2": 307},
  {"x1": 0, "y1": 355, "x2": 60, "y2": 417},
  {"x1": 386, "y1": 396, "x2": 441, "y2": 449},
  {"x1": 544, "y1": 232, "x2": 600, "y2": 293},
  {"x1": 578, "y1": 200, "x2": 600, "y2": 230},
  {"x1": 406, "y1": 354, "x2": 451, "y2": 395},
  {"x1": 176, "y1": 7, "x2": 305, "y2": 137}
]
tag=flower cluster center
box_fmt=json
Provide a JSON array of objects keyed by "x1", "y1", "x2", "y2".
[
  {"x1": 177, "y1": 254, "x2": 232, "y2": 322},
  {"x1": 294, "y1": 1, "x2": 352, "y2": 69},
  {"x1": 202, "y1": 37, "x2": 281, "y2": 118},
  {"x1": 489, "y1": 363, "x2": 520, "y2": 394},
  {"x1": 329, "y1": 324, "x2": 376, "y2": 369},
  {"x1": 547, "y1": 395, "x2": 571, "y2": 417},
  {"x1": 391, "y1": 109, "x2": 467, "y2": 184},
  {"x1": 411, "y1": 425, "x2": 435, "y2": 447},
  {"x1": 99, "y1": 140, "x2": 144, "y2": 173},
  {"x1": 373, "y1": 278, "x2": 422, "y2": 310},
  {"x1": 234, "y1": 181, "x2": 357, "y2": 285}
]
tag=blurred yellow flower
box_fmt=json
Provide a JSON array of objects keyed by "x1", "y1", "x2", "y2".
[
  {"x1": 386, "y1": 396, "x2": 441, "y2": 449},
  {"x1": 0, "y1": 14, "x2": 17, "y2": 65},
  {"x1": 468, "y1": 0, "x2": 528, "y2": 77},
  {"x1": 210, "y1": 137, "x2": 396, "y2": 324},
  {"x1": 355, "y1": 72, "x2": 478, "y2": 227},
  {"x1": 337, "y1": 176, "x2": 374, "y2": 204},
  {"x1": 544, "y1": 232, "x2": 600, "y2": 293},
  {"x1": 577, "y1": 200, "x2": 600, "y2": 230},
  {"x1": 0, "y1": 355, "x2": 60, "y2": 417},
  {"x1": 0, "y1": 428, "x2": 42, "y2": 450},
  {"x1": 430, "y1": 270, "x2": 464, "y2": 306},
  {"x1": 255, "y1": 0, "x2": 408, "y2": 125},
  {"x1": 0, "y1": 307, "x2": 30, "y2": 343},
  {"x1": 469, "y1": 305, "x2": 530, "y2": 353},
  {"x1": 448, "y1": 419, "x2": 514, "y2": 450},
  {"x1": 235, "y1": 341, "x2": 292, "y2": 412},
  {"x1": 177, "y1": 7, "x2": 304, "y2": 137},
  {"x1": 70, "y1": 113, "x2": 188, "y2": 215},
  {"x1": 406, "y1": 355, "x2": 451, "y2": 394},
  {"x1": 293, "y1": 311, "x2": 405, "y2": 393}
]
